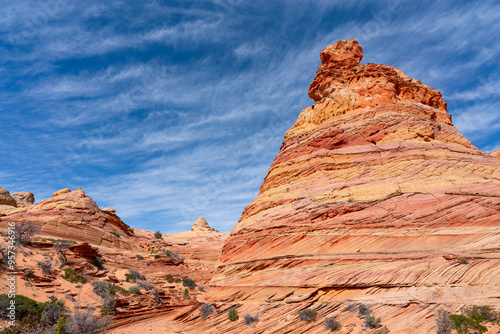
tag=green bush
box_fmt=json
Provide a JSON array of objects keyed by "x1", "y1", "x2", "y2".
[
  {"x1": 457, "y1": 257, "x2": 469, "y2": 264},
  {"x1": 154, "y1": 231, "x2": 162, "y2": 239},
  {"x1": 449, "y1": 314, "x2": 487, "y2": 334},
  {"x1": 166, "y1": 274, "x2": 181, "y2": 283},
  {"x1": 136, "y1": 254, "x2": 144, "y2": 260},
  {"x1": 228, "y1": 307, "x2": 239, "y2": 321},
  {"x1": 54, "y1": 315, "x2": 69, "y2": 334},
  {"x1": 129, "y1": 286, "x2": 141, "y2": 295},
  {"x1": 62, "y1": 269, "x2": 88, "y2": 284},
  {"x1": 125, "y1": 269, "x2": 145, "y2": 283},
  {"x1": 110, "y1": 231, "x2": 120, "y2": 238}
]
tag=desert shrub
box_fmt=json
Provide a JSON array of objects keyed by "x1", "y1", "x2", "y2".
[
  {"x1": 457, "y1": 257, "x2": 469, "y2": 264},
  {"x1": 136, "y1": 280, "x2": 155, "y2": 291},
  {"x1": 182, "y1": 277, "x2": 196, "y2": 289},
  {"x1": 16, "y1": 220, "x2": 37, "y2": 245},
  {"x1": 108, "y1": 283, "x2": 129, "y2": 296},
  {"x1": 125, "y1": 269, "x2": 145, "y2": 282},
  {"x1": 129, "y1": 286, "x2": 141, "y2": 295},
  {"x1": 154, "y1": 231, "x2": 162, "y2": 239},
  {"x1": 358, "y1": 304, "x2": 372, "y2": 316},
  {"x1": 91, "y1": 281, "x2": 110, "y2": 298},
  {"x1": 154, "y1": 254, "x2": 161, "y2": 259},
  {"x1": 62, "y1": 269, "x2": 87, "y2": 284},
  {"x1": 100, "y1": 295, "x2": 116, "y2": 315},
  {"x1": 41, "y1": 300, "x2": 66, "y2": 326},
  {"x1": 364, "y1": 315, "x2": 382, "y2": 329},
  {"x1": 298, "y1": 308, "x2": 317, "y2": 322},
  {"x1": 244, "y1": 313, "x2": 259, "y2": 325},
  {"x1": 36, "y1": 260, "x2": 53, "y2": 275},
  {"x1": 0, "y1": 295, "x2": 66, "y2": 333},
  {"x1": 54, "y1": 315, "x2": 69, "y2": 334},
  {"x1": 110, "y1": 231, "x2": 120, "y2": 238},
  {"x1": 228, "y1": 307, "x2": 239, "y2": 321},
  {"x1": 200, "y1": 304, "x2": 214, "y2": 319},
  {"x1": 24, "y1": 268, "x2": 35, "y2": 277},
  {"x1": 324, "y1": 317, "x2": 341, "y2": 331},
  {"x1": 183, "y1": 289, "x2": 189, "y2": 297},
  {"x1": 165, "y1": 274, "x2": 181, "y2": 283},
  {"x1": 93, "y1": 256, "x2": 104, "y2": 269},
  {"x1": 461, "y1": 305, "x2": 499, "y2": 323},
  {"x1": 449, "y1": 314, "x2": 487, "y2": 334},
  {"x1": 151, "y1": 288, "x2": 161, "y2": 304},
  {"x1": 198, "y1": 285, "x2": 205, "y2": 292},
  {"x1": 165, "y1": 249, "x2": 184, "y2": 262},
  {"x1": 136, "y1": 254, "x2": 144, "y2": 260},
  {"x1": 437, "y1": 309, "x2": 454, "y2": 334},
  {"x1": 65, "y1": 307, "x2": 112, "y2": 334}
]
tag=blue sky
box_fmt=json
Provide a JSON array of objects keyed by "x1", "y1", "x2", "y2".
[{"x1": 1, "y1": 0, "x2": 499, "y2": 233}]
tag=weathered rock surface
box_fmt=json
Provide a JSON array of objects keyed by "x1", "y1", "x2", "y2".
[
  {"x1": 12, "y1": 191, "x2": 35, "y2": 206},
  {"x1": 191, "y1": 216, "x2": 217, "y2": 234},
  {"x1": 0, "y1": 187, "x2": 17, "y2": 208},
  {"x1": 0, "y1": 187, "x2": 137, "y2": 249},
  {"x1": 202, "y1": 40, "x2": 500, "y2": 333}
]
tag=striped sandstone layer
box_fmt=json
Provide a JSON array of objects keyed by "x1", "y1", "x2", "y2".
[{"x1": 200, "y1": 40, "x2": 500, "y2": 333}]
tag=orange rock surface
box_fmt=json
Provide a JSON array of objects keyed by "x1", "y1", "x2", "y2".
[
  {"x1": 197, "y1": 40, "x2": 500, "y2": 333},
  {"x1": 0, "y1": 187, "x2": 137, "y2": 250}
]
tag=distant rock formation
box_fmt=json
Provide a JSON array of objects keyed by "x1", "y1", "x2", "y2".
[
  {"x1": 206, "y1": 40, "x2": 500, "y2": 333},
  {"x1": 0, "y1": 187, "x2": 17, "y2": 208},
  {"x1": 12, "y1": 192, "x2": 35, "y2": 206},
  {"x1": 0, "y1": 187, "x2": 137, "y2": 249},
  {"x1": 191, "y1": 216, "x2": 217, "y2": 234}
]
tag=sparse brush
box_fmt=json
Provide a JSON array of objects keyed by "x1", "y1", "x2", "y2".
[
  {"x1": 129, "y1": 286, "x2": 141, "y2": 295},
  {"x1": 200, "y1": 304, "x2": 214, "y2": 319},
  {"x1": 62, "y1": 269, "x2": 87, "y2": 284},
  {"x1": 182, "y1": 277, "x2": 196, "y2": 289},
  {"x1": 436, "y1": 309, "x2": 454, "y2": 334},
  {"x1": 457, "y1": 257, "x2": 469, "y2": 264},
  {"x1": 154, "y1": 231, "x2": 162, "y2": 239},
  {"x1": 364, "y1": 315, "x2": 382, "y2": 329},
  {"x1": 136, "y1": 280, "x2": 155, "y2": 291},
  {"x1": 324, "y1": 317, "x2": 341, "y2": 331},
  {"x1": 244, "y1": 313, "x2": 259, "y2": 325},
  {"x1": 37, "y1": 260, "x2": 53, "y2": 275},
  {"x1": 65, "y1": 307, "x2": 112, "y2": 334},
  {"x1": 93, "y1": 256, "x2": 104, "y2": 269},
  {"x1": 100, "y1": 295, "x2": 116, "y2": 315},
  {"x1": 298, "y1": 308, "x2": 317, "y2": 322},
  {"x1": 358, "y1": 304, "x2": 372, "y2": 316},
  {"x1": 40, "y1": 300, "x2": 66, "y2": 326},
  {"x1": 151, "y1": 288, "x2": 161, "y2": 304}
]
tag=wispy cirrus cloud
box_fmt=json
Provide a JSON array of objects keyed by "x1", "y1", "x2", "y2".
[{"x1": 1, "y1": 0, "x2": 499, "y2": 233}]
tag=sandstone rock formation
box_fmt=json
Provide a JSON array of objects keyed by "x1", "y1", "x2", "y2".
[
  {"x1": 0, "y1": 187, "x2": 17, "y2": 208},
  {"x1": 12, "y1": 191, "x2": 35, "y2": 206},
  {"x1": 202, "y1": 40, "x2": 500, "y2": 333},
  {"x1": 53, "y1": 188, "x2": 71, "y2": 197},
  {"x1": 0, "y1": 187, "x2": 137, "y2": 249},
  {"x1": 191, "y1": 216, "x2": 217, "y2": 234},
  {"x1": 491, "y1": 147, "x2": 500, "y2": 160}
]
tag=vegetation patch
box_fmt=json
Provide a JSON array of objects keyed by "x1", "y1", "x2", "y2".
[{"x1": 61, "y1": 268, "x2": 87, "y2": 284}]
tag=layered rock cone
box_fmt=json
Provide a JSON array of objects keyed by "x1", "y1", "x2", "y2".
[
  {"x1": 191, "y1": 215, "x2": 217, "y2": 234},
  {"x1": 0, "y1": 187, "x2": 137, "y2": 249},
  {"x1": 205, "y1": 40, "x2": 500, "y2": 332}
]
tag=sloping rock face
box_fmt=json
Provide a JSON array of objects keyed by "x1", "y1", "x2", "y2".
[
  {"x1": 205, "y1": 40, "x2": 500, "y2": 332},
  {"x1": 191, "y1": 215, "x2": 217, "y2": 234},
  {"x1": 12, "y1": 191, "x2": 35, "y2": 206},
  {"x1": 0, "y1": 187, "x2": 17, "y2": 208},
  {"x1": 0, "y1": 187, "x2": 137, "y2": 250}
]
